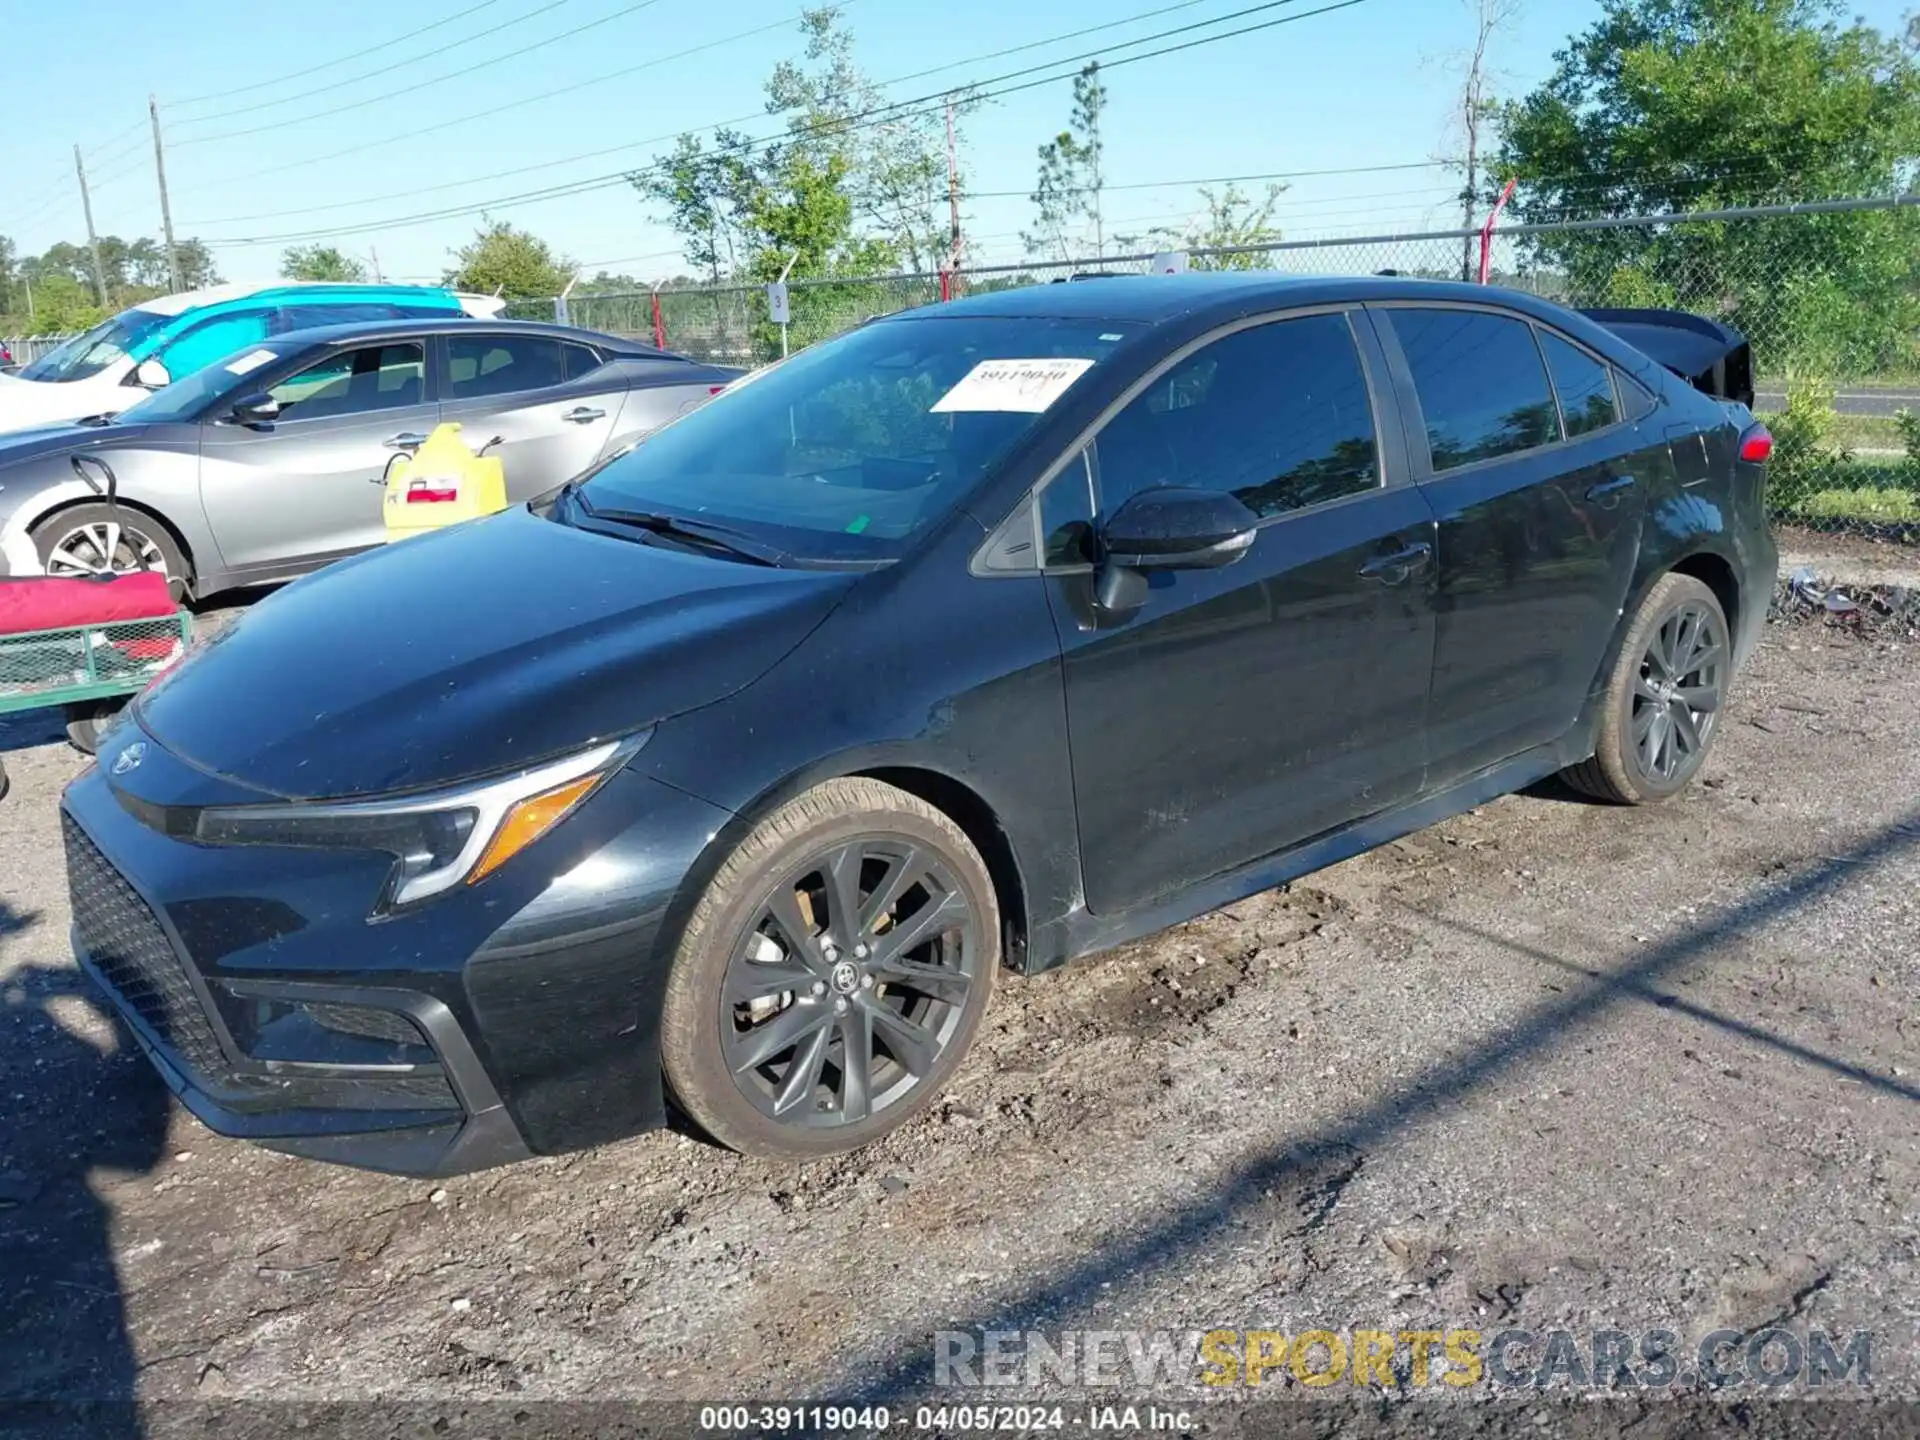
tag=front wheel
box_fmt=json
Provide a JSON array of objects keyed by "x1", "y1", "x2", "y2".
[
  {"x1": 64, "y1": 698, "x2": 128, "y2": 756},
  {"x1": 1562, "y1": 572, "x2": 1730, "y2": 804},
  {"x1": 659, "y1": 778, "x2": 999, "y2": 1160},
  {"x1": 30, "y1": 504, "x2": 190, "y2": 601}
]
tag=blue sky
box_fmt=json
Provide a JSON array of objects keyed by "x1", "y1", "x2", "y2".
[{"x1": 4, "y1": 0, "x2": 1912, "y2": 289}]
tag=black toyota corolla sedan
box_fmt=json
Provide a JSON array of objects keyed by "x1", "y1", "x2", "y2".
[{"x1": 62, "y1": 274, "x2": 1776, "y2": 1175}]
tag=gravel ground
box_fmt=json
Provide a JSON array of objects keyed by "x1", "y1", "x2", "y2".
[{"x1": 1, "y1": 610, "x2": 1916, "y2": 1434}]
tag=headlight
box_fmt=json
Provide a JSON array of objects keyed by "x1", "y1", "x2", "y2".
[{"x1": 194, "y1": 733, "x2": 646, "y2": 910}]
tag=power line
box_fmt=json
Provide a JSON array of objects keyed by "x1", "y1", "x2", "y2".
[
  {"x1": 964, "y1": 160, "x2": 1451, "y2": 200},
  {"x1": 181, "y1": 7, "x2": 827, "y2": 222},
  {"x1": 173, "y1": 0, "x2": 580, "y2": 132},
  {"x1": 168, "y1": 0, "x2": 514, "y2": 107},
  {"x1": 81, "y1": 122, "x2": 151, "y2": 171},
  {"x1": 191, "y1": 0, "x2": 1360, "y2": 235},
  {"x1": 173, "y1": 0, "x2": 1222, "y2": 205}
]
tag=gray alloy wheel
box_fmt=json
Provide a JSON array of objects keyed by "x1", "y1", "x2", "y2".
[
  {"x1": 1563, "y1": 572, "x2": 1730, "y2": 804},
  {"x1": 30, "y1": 504, "x2": 189, "y2": 599},
  {"x1": 660, "y1": 778, "x2": 998, "y2": 1159}
]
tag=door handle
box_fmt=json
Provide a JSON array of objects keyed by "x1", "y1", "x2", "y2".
[
  {"x1": 1585, "y1": 473, "x2": 1636, "y2": 505},
  {"x1": 1358, "y1": 541, "x2": 1433, "y2": 585},
  {"x1": 562, "y1": 407, "x2": 606, "y2": 424},
  {"x1": 383, "y1": 432, "x2": 428, "y2": 450}
]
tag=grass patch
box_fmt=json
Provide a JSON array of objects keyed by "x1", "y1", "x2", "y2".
[
  {"x1": 1788, "y1": 486, "x2": 1920, "y2": 523},
  {"x1": 1831, "y1": 413, "x2": 1904, "y2": 453}
]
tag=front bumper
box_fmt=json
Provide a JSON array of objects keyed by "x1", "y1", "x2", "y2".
[{"x1": 62, "y1": 735, "x2": 733, "y2": 1176}]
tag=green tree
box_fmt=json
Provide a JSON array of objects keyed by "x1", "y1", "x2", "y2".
[
  {"x1": 1123, "y1": 184, "x2": 1288, "y2": 270},
  {"x1": 1496, "y1": 0, "x2": 1920, "y2": 376},
  {"x1": 280, "y1": 245, "x2": 368, "y2": 282},
  {"x1": 175, "y1": 239, "x2": 221, "y2": 291},
  {"x1": 442, "y1": 220, "x2": 573, "y2": 298},
  {"x1": 1025, "y1": 63, "x2": 1108, "y2": 262},
  {"x1": 634, "y1": 131, "x2": 760, "y2": 286},
  {"x1": 14, "y1": 273, "x2": 107, "y2": 332},
  {"x1": 765, "y1": 8, "x2": 964, "y2": 273}
]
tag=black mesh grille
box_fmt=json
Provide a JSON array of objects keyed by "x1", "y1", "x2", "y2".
[{"x1": 63, "y1": 813, "x2": 229, "y2": 1077}]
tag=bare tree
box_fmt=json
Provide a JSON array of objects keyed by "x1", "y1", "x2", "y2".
[{"x1": 1452, "y1": 0, "x2": 1523, "y2": 279}]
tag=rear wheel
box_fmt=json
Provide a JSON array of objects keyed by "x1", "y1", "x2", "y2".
[
  {"x1": 660, "y1": 778, "x2": 998, "y2": 1160},
  {"x1": 1563, "y1": 572, "x2": 1730, "y2": 804},
  {"x1": 30, "y1": 504, "x2": 190, "y2": 600}
]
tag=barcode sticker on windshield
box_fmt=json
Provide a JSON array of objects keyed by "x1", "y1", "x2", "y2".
[
  {"x1": 224, "y1": 349, "x2": 278, "y2": 376},
  {"x1": 931, "y1": 358, "x2": 1095, "y2": 414}
]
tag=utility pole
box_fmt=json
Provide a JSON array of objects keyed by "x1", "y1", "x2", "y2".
[
  {"x1": 149, "y1": 95, "x2": 182, "y2": 292},
  {"x1": 945, "y1": 96, "x2": 963, "y2": 277},
  {"x1": 73, "y1": 145, "x2": 109, "y2": 307},
  {"x1": 367, "y1": 246, "x2": 383, "y2": 282}
]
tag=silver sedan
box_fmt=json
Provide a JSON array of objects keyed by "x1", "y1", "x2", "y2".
[{"x1": 0, "y1": 319, "x2": 740, "y2": 598}]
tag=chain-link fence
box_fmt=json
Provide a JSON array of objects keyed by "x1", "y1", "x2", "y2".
[
  {"x1": 546, "y1": 197, "x2": 1920, "y2": 542},
  {"x1": 9, "y1": 199, "x2": 1914, "y2": 539},
  {"x1": 1, "y1": 334, "x2": 76, "y2": 366}
]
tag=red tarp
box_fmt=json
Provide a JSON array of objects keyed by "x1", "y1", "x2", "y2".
[{"x1": 0, "y1": 573, "x2": 177, "y2": 633}]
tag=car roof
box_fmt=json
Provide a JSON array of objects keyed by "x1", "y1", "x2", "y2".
[
  {"x1": 261, "y1": 316, "x2": 685, "y2": 360},
  {"x1": 130, "y1": 280, "x2": 468, "y2": 318},
  {"x1": 900, "y1": 272, "x2": 1577, "y2": 327}
]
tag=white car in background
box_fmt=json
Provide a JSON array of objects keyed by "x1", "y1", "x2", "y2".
[{"x1": 0, "y1": 282, "x2": 506, "y2": 434}]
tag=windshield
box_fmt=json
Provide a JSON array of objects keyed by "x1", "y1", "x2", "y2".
[
  {"x1": 574, "y1": 314, "x2": 1138, "y2": 562},
  {"x1": 18, "y1": 308, "x2": 172, "y2": 384},
  {"x1": 115, "y1": 344, "x2": 290, "y2": 425}
]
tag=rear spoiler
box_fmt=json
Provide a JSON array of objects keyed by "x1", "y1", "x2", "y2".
[{"x1": 1579, "y1": 307, "x2": 1754, "y2": 409}]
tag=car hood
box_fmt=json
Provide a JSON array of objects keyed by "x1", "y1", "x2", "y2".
[
  {"x1": 0, "y1": 419, "x2": 146, "y2": 474},
  {"x1": 136, "y1": 505, "x2": 860, "y2": 799},
  {"x1": 0, "y1": 370, "x2": 123, "y2": 433}
]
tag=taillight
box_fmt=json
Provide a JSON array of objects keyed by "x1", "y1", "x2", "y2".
[{"x1": 1739, "y1": 424, "x2": 1773, "y2": 464}]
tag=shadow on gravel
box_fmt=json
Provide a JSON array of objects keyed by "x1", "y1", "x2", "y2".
[
  {"x1": 834, "y1": 806, "x2": 1920, "y2": 1403},
  {"x1": 1425, "y1": 913, "x2": 1920, "y2": 1107},
  {"x1": 0, "y1": 944, "x2": 169, "y2": 1438}
]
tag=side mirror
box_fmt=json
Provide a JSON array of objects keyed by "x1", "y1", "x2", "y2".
[
  {"x1": 1094, "y1": 486, "x2": 1258, "y2": 614},
  {"x1": 1101, "y1": 486, "x2": 1258, "y2": 570},
  {"x1": 229, "y1": 393, "x2": 281, "y2": 427},
  {"x1": 133, "y1": 358, "x2": 171, "y2": 389}
]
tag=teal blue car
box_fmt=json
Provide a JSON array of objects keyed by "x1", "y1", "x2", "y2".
[{"x1": 0, "y1": 282, "x2": 505, "y2": 434}]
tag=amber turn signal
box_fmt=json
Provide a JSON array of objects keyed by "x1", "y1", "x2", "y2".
[{"x1": 469, "y1": 773, "x2": 603, "y2": 884}]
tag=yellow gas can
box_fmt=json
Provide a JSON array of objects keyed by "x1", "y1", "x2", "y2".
[{"x1": 382, "y1": 423, "x2": 508, "y2": 540}]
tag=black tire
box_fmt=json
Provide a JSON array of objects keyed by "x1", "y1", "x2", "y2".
[
  {"x1": 30, "y1": 504, "x2": 191, "y2": 600},
  {"x1": 64, "y1": 698, "x2": 128, "y2": 756},
  {"x1": 0, "y1": 756, "x2": 9, "y2": 803},
  {"x1": 660, "y1": 777, "x2": 999, "y2": 1160},
  {"x1": 1563, "y1": 572, "x2": 1730, "y2": 804}
]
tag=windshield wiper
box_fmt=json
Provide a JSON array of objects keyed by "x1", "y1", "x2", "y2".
[{"x1": 570, "y1": 488, "x2": 787, "y2": 567}]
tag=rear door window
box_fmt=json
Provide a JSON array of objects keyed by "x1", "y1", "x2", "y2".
[
  {"x1": 443, "y1": 335, "x2": 566, "y2": 399},
  {"x1": 271, "y1": 303, "x2": 417, "y2": 334},
  {"x1": 1387, "y1": 308, "x2": 1560, "y2": 471},
  {"x1": 1538, "y1": 330, "x2": 1620, "y2": 438},
  {"x1": 561, "y1": 342, "x2": 606, "y2": 380}
]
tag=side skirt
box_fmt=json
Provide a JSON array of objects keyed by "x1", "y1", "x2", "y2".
[{"x1": 1026, "y1": 731, "x2": 1590, "y2": 976}]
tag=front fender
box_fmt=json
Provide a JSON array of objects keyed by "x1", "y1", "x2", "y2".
[{"x1": 0, "y1": 476, "x2": 93, "y2": 575}]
